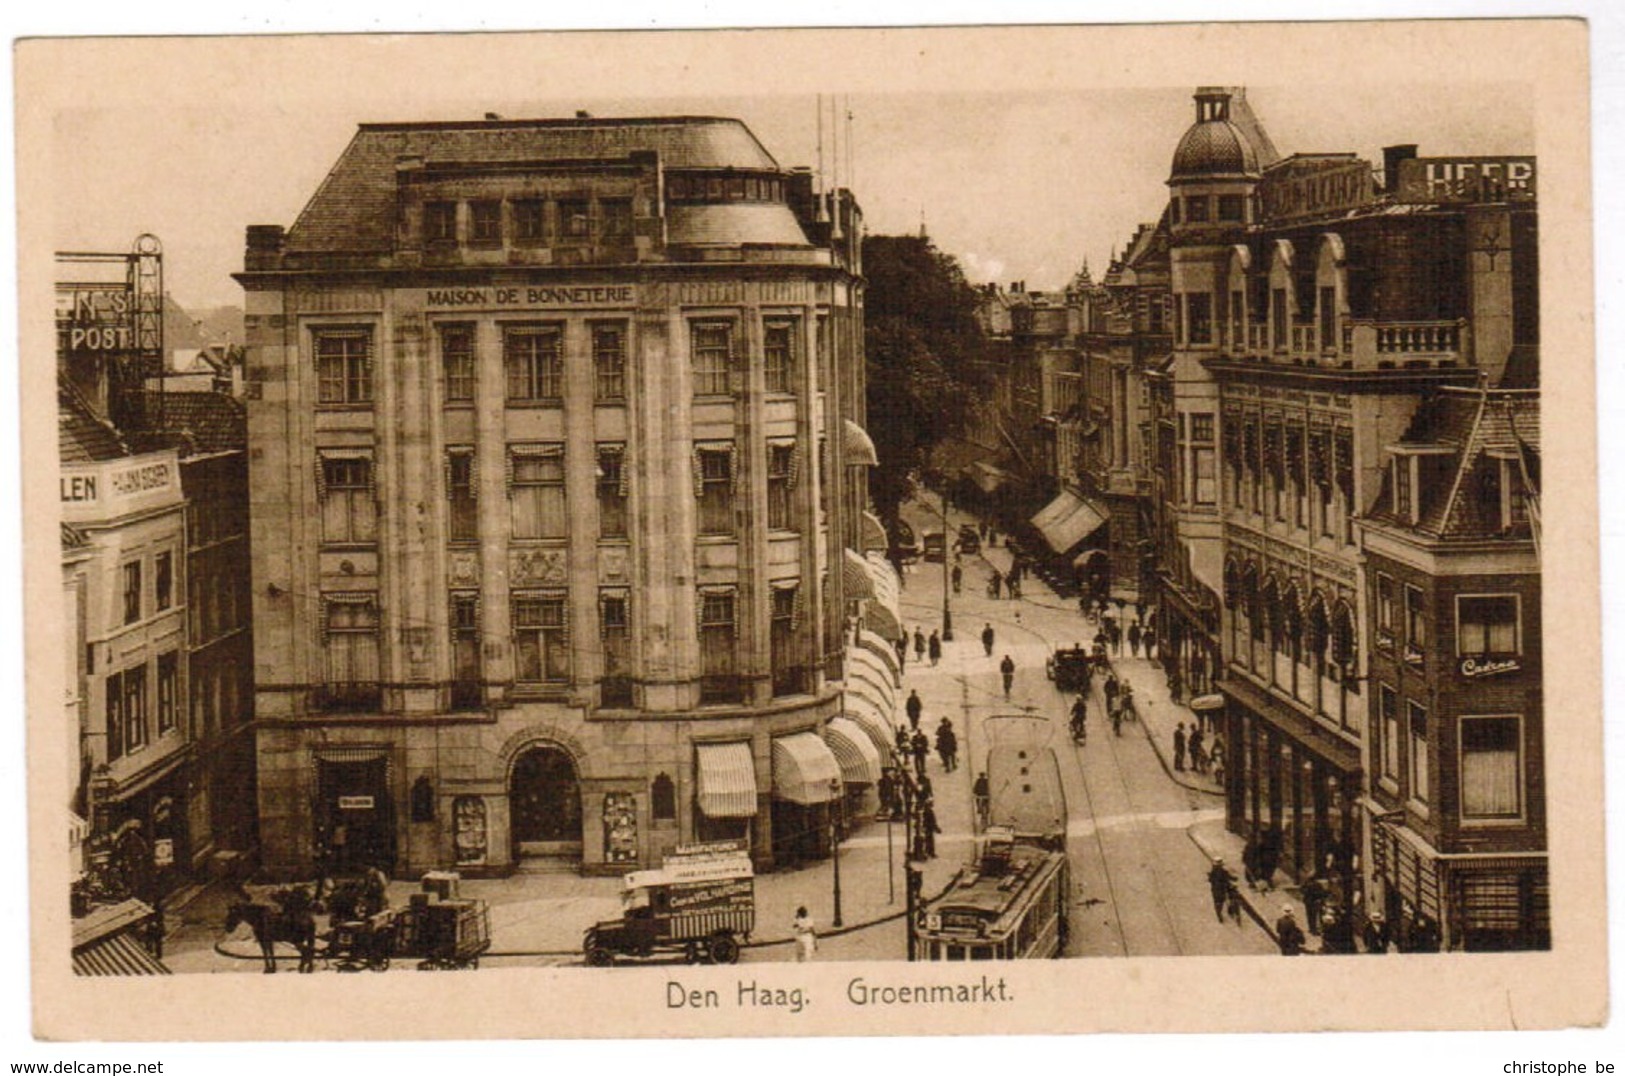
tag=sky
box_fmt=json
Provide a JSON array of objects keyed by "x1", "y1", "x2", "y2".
[{"x1": 48, "y1": 79, "x2": 1533, "y2": 313}]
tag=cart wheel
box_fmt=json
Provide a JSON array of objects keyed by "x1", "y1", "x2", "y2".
[
  {"x1": 684, "y1": 942, "x2": 701, "y2": 965},
  {"x1": 585, "y1": 945, "x2": 615, "y2": 967},
  {"x1": 710, "y1": 933, "x2": 740, "y2": 965}
]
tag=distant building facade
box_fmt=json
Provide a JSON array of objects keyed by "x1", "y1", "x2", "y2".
[{"x1": 236, "y1": 115, "x2": 877, "y2": 878}]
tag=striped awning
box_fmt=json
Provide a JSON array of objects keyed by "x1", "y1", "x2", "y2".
[
  {"x1": 843, "y1": 419, "x2": 878, "y2": 467},
  {"x1": 696, "y1": 741, "x2": 759, "y2": 819},
  {"x1": 846, "y1": 650, "x2": 898, "y2": 711},
  {"x1": 1031, "y1": 490, "x2": 1108, "y2": 555},
  {"x1": 73, "y1": 933, "x2": 171, "y2": 976},
  {"x1": 824, "y1": 717, "x2": 883, "y2": 785},
  {"x1": 861, "y1": 510, "x2": 889, "y2": 553},
  {"x1": 771, "y1": 732, "x2": 843, "y2": 805},
  {"x1": 840, "y1": 706, "x2": 897, "y2": 762},
  {"x1": 864, "y1": 553, "x2": 900, "y2": 612},
  {"x1": 842, "y1": 548, "x2": 875, "y2": 600},
  {"x1": 854, "y1": 629, "x2": 902, "y2": 684}
]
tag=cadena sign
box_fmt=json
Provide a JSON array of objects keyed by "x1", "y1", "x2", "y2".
[{"x1": 1460, "y1": 656, "x2": 1521, "y2": 678}]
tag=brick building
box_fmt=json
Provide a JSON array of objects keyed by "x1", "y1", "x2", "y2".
[{"x1": 236, "y1": 115, "x2": 881, "y2": 878}]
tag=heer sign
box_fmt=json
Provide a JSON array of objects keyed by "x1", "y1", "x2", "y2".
[{"x1": 1395, "y1": 157, "x2": 1536, "y2": 204}]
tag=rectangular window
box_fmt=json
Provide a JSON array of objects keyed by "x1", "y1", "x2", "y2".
[
  {"x1": 106, "y1": 672, "x2": 124, "y2": 761},
  {"x1": 1187, "y1": 293, "x2": 1213, "y2": 345},
  {"x1": 156, "y1": 651, "x2": 178, "y2": 735},
  {"x1": 424, "y1": 200, "x2": 457, "y2": 242},
  {"x1": 469, "y1": 200, "x2": 501, "y2": 243},
  {"x1": 154, "y1": 551, "x2": 173, "y2": 613},
  {"x1": 1272, "y1": 288, "x2": 1289, "y2": 351},
  {"x1": 767, "y1": 443, "x2": 795, "y2": 531},
  {"x1": 764, "y1": 320, "x2": 796, "y2": 394},
  {"x1": 770, "y1": 585, "x2": 802, "y2": 696},
  {"x1": 1393, "y1": 458, "x2": 1414, "y2": 520},
  {"x1": 504, "y1": 325, "x2": 563, "y2": 403},
  {"x1": 440, "y1": 324, "x2": 476, "y2": 403},
  {"x1": 1218, "y1": 193, "x2": 1245, "y2": 222},
  {"x1": 597, "y1": 446, "x2": 628, "y2": 539},
  {"x1": 1192, "y1": 447, "x2": 1216, "y2": 505},
  {"x1": 1405, "y1": 585, "x2": 1427, "y2": 651},
  {"x1": 600, "y1": 592, "x2": 633, "y2": 707},
  {"x1": 450, "y1": 592, "x2": 481, "y2": 710},
  {"x1": 320, "y1": 456, "x2": 377, "y2": 545},
  {"x1": 593, "y1": 322, "x2": 628, "y2": 402},
  {"x1": 1190, "y1": 413, "x2": 1215, "y2": 443},
  {"x1": 1460, "y1": 716, "x2": 1522, "y2": 819},
  {"x1": 447, "y1": 450, "x2": 478, "y2": 544},
  {"x1": 510, "y1": 448, "x2": 566, "y2": 540},
  {"x1": 1185, "y1": 195, "x2": 1209, "y2": 222},
  {"x1": 1408, "y1": 701, "x2": 1429, "y2": 803},
  {"x1": 123, "y1": 662, "x2": 148, "y2": 753},
  {"x1": 560, "y1": 199, "x2": 590, "y2": 238},
  {"x1": 1376, "y1": 574, "x2": 1395, "y2": 636},
  {"x1": 514, "y1": 199, "x2": 546, "y2": 241},
  {"x1": 692, "y1": 322, "x2": 733, "y2": 396},
  {"x1": 122, "y1": 561, "x2": 142, "y2": 625},
  {"x1": 1380, "y1": 685, "x2": 1400, "y2": 781},
  {"x1": 513, "y1": 593, "x2": 569, "y2": 684},
  {"x1": 322, "y1": 597, "x2": 380, "y2": 710},
  {"x1": 601, "y1": 198, "x2": 633, "y2": 239},
  {"x1": 1318, "y1": 285, "x2": 1337, "y2": 352},
  {"x1": 697, "y1": 446, "x2": 734, "y2": 536},
  {"x1": 1230, "y1": 291, "x2": 1245, "y2": 350},
  {"x1": 1458, "y1": 594, "x2": 1520, "y2": 656},
  {"x1": 698, "y1": 590, "x2": 739, "y2": 703},
  {"x1": 316, "y1": 329, "x2": 373, "y2": 405}
]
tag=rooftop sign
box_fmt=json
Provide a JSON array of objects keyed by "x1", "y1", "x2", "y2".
[{"x1": 1395, "y1": 157, "x2": 1536, "y2": 204}]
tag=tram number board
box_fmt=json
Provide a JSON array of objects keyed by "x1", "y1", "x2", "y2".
[{"x1": 938, "y1": 910, "x2": 986, "y2": 934}]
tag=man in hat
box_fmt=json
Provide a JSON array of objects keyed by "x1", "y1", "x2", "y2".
[
  {"x1": 981, "y1": 622, "x2": 996, "y2": 657},
  {"x1": 905, "y1": 689, "x2": 923, "y2": 730},
  {"x1": 1173, "y1": 722, "x2": 1188, "y2": 771},
  {"x1": 1276, "y1": 906, "x2": 1306, "y2": 956}
]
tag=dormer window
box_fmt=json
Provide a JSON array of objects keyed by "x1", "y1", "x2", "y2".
[
  {"x1": 1387, "y1": 443, "x2": 1456, "y2": 526},
  {"x1": 1185, "y1": 196, "x2": 1210, "y2": 223},
  {"x1": 1218, "y1": 194, "x2": 1246, "y2": 222}
]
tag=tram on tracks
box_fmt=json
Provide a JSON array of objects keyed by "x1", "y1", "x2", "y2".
[{"x1": 913, "y1": 715, "x2": 1070, "y2": 961}]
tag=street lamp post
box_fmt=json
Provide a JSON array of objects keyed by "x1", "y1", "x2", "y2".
[
  {"x1": 940, "y1": 486, "x2": 954, "y2": 641},
  {"x1": 829, "y1": 778, "x2": 844, "y2": 928}
]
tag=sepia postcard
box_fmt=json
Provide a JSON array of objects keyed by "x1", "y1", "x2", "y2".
[{"x1": 14, "y1": 18, "x2": 1603, "y2": 1041}]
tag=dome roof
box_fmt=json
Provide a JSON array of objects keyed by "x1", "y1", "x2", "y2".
[{"x1": 1170, "y1": 119, "x2": 1260, "y2": 180}]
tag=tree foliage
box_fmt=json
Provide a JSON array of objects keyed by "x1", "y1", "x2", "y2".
[{"x1": 861, "y1": 235, "x2": 991, "y2": 524}]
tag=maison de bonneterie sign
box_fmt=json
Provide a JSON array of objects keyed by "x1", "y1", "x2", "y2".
[{"x1": 424, "y1": 285, "x2": 636, "y2": 309}]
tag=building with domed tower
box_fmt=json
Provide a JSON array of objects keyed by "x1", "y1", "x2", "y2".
[
  {"x1": 236, "y1": 114, "x2": 894, "y2": 879},
  {"x1": 1143, "y1": 88, "x2": 1541, "y2": 941}
]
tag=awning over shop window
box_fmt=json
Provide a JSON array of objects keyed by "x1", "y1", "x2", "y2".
[
  {"x1": 853, "y1": 630, "x2": 902, "y2": 685},
  {"x1": 771, "y1": 732, "x2": 843, "y2": 805},
  {"x1": 840, "y1": 705, "x2": 897, "y2": 762},
  {"x1": 861, "y1": 511, "x2": 889, "y2": 553},
  {"x1": 73, "y1": 932, "x2": 172, "y2": 976},
  {"x1": 864, "y1": 553, "x2": 900, "y2": 612},
  {"x1": 864, "y1": 602, "x2": 903, "y2": 642},
  {"x1": 1031, "y1": 490, "x2": 1108, "y2": 555},
  {"x1": 696, "y1": 741, "x2": 759, "y2": 819},
  {"x1": 823, "y1": 718, "x2": 883, "y2": 785},
  {"x1": 847, "y1": 649, "x2": 898, "y2": 710},
  {"x1": 843, "y1": 419, "x2": 878, "y2": 467},
  {"x1": 842, "y1": 548, "x2": 875, "y2": 600},
  {"x1": 859, "y1": 552, "x2": 904, "y2": 642},
  {"x1": 965, "y1": 460, "x2": 1015, "y2": 494}
]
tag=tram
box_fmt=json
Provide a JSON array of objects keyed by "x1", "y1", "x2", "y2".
[{"x1": 914, "y1": 716, "x2": 1070, "y2": 961}]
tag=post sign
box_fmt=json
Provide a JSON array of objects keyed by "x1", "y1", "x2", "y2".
[
  {"x1": 55, "y1": 283, "x2": 137, "y2": 353},
  {"x1": 1395, "y1": 157, "x2": 1536, "y2": 204}
]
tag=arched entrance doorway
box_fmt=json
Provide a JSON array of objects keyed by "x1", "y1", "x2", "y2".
[{"x1": 509, "y1": 745, "x2": 582, "y2": 861}]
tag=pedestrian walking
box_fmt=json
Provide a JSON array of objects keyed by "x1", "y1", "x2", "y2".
[
  {"x1": 895, "y1": 725, "x2": 911, "y2": 760},
  {"x1": 911, "y1": 729, "x2": 930, "y2": 778},
  {"x1": 895, "y1": 635, "x2": 908, "y2": 671},
  {"x1": 935, "y1": 718, "x2": 954, "y2": 771},
  {"x1": 905, "y1": 689, "x2": 923, "y2": 730},
  {"x1": 999, "y1": 654, "x2": 1015, "y2": 697},
  {"x1": 1008, "y1": 574, "x2": 1021, "y2": 600},
  {"x1": 1173, "y1": 722, "x2": 1187, "y2": 771},
  {"x1": 913, "y1": 627, "x2": 926, "y2": 664},
  {"x1": 988, "y1": 573, "x2": 1002, "y2": 599},
  {"x1": 951, "y1": 563, "x2": 962, "y2": 594},
  {"x1": 1276, "y1": 906, "x2": 1306, "y2": 956},
  {"x1": 915, "y1": 772, "x2": 932, "y2": 804},
  {"x1": 1128, "y1": 621, "x2": 1142, "y2": 658},
  {"x1": 981, "y1": 622, "x2": 995, "y2": 657},
  {"x1": 1188, "y1": 726, "x2": 1206, "y2": 773},
  {"x1": 972, "y1": 771, "x2": 990, "y2": 829},
  {"x1": 1321, "y1": 909, "x2": 1357, "y2": 954},
  {"x1": 792, "y1": 906, "x2": 817, "y2": 962},
  {"x1": 1108, "y1": 620, "x2": 1122, "y2": 655},
  {"x1": 1109, "y1": 692, "x2": 1124, "y2": 736},
  {"x1": 1142, "y1": 625, "x2": 1157, "y2": 660},
  {"x1": 1360, "y1": 912, "x2": 1390, "y2": 954},
  {"x1": 1069, "y1": 695, "x2": 1088, "y2": 743},
  {"x1": 1209, "y1": 737, "x2": 1226, "y2": 787},
  {"x1": 877, "y1": 767, "x2": 896, "y2": 820},
  {"x1": 1103, "y1": 671, "x2": 1120, "y2": 711},
  {"x1": 928, "y1": 630, "x2": 942, "y2": 666},
  {"x1": 1206, "y1": 857, "x2": 1236, "y2": 923},
  {"x1": 1302, "y1": 874, "x2": 1330, "y2": 936},
  {"x1": 920, "y1": 799, "x2": 941, "y2": 858}
]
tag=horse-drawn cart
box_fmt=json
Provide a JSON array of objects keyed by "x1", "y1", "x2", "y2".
[{"x1": 328, "y1": 908, "x2": 399, "y2": 972}]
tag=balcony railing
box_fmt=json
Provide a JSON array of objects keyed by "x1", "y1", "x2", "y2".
[
  {"x1": 1344, "y1": 318, "x2": 1468, "y2": 370},
  {"x1": 312, "y1": 683, "x2": 382, "y2": 713}
]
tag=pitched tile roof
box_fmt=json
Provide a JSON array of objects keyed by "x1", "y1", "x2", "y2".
[
  {"x1": 58, "y1": 379, "x2": 129, "y2": 463},
  {"x1": 130, "y1": 390, "x2": 246, "y2": 456},
  {"x1": 287, "y1": 117, "x2": 784, "y2": 254}
]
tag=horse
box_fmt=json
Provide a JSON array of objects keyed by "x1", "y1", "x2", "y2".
[{"x1": 224, "y1": 887, "x2": 318, "y2": 973}]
